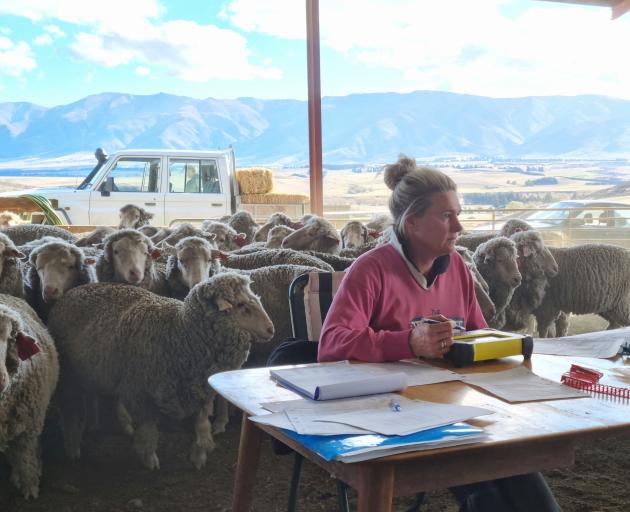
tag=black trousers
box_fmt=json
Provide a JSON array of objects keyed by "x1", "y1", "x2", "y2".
[{"x1": 448, "y1": 472, "x2": 561, "y2": 512}]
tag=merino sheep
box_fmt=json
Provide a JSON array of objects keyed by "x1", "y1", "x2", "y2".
[
  {"x1": 48, "y1": 273, "x2": 274, "y2": 470},
  {"x1": 157, "y1": 223, "x2": 216, "y2": 248},
  {"x1": 75, "y1": 226, "x2": 116, "y2": 247},
  {"x1": 0, "y1": 233, "x2": 26, "y2": 298},
  {"x1": 473, "y1": 237, "x2": 522, "y2": 329},
  {"x1": 95, "y1": 229, "x2": 167, "y2": 296},
  {"x1": 3, "y1": 225, "x2": 77, "y2": 246},
  {"x1": 365, "y1": 213, "x2": 393, "y2": 233},
  {"x1": 254, "y1": 212, "x2": 294, "y2": 242},
  {"x1": 119, "y1": 204, "x2": 153, "y2": 229},
  {"x1": 228, "y1": 211, "x2": 259, "y2": 244},
  {"x1": 281, "y1": 216, "x2": 341, "y2": 254},
  {"x1": 0, "y1": 211, "x2": 25, "y2": 229},
  {"x1": 303, "y1": 250, "x2": 355, "y2": 271},
  {"x1": 162, "y1": 236, "x2": 220, "y2": 300},
  {"x1": 340, "y1": 221, "x2": 369, "y2": 249},
  {"x1": 222, "y1": 249, "x2": 334, "y2": 272},
  {"x1": 138, "y1": 225, "x2": 161, "y2": 238},
  {"x1": 534, "y1": 244, "x2": 630, "y2": 337},
  {"x1": 457, "y1": 219, "x2": 533, "y2": 252},
  {"x1": 455, "y1": 245, "x2": 495, "y2": 322},
  {"x1": 0, "y1": 294, "x2": 59, "y2": 499},
  {"x1": 266, "y1": 225, "x2": 295, "y2": 249},
  {"x1": 26, "y1": 240, "x2": 97, "y2": 322},
  {"x1": 201, "y1": 220, "x2": 247, "y2": 251},
  {"x1": 501, "y1": 231, "x2": 559, "y2": 332},
  {"x1": 339, "y1": 239, "x2": 379, "y2": 258}
]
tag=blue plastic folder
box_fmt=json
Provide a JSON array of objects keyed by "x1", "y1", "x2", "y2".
[{"x1": 281, "y1": 422, "x2": 485, "y2": 463}]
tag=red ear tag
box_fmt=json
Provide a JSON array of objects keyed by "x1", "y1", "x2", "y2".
[
  {"x1": 16, "y1": 333, "x2": 40, "y2": 361},
  {"x1": 368, "y1": 230, "x2": 380, "y2": 239},
  {"x1": 234, "y1": 235, "x2": 247, "y2": 248}
]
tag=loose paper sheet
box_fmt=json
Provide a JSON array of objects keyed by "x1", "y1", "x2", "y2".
[
  {"x1": 461, "y1": 366, "x2": 587, "y2": 403},
  {"x1": 314, "y1": 400, "x2": 493, "y2": 436},
  {"x1": 534, "y1": 329, "x2": 628, "y2": 358},
  {"x1": 356, "y1": 360, "x2": 462, "y2": 386}
]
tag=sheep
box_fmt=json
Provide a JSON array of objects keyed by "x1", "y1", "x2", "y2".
[
  {"x1": 267, "y1": 225, "x2": 295, "y2": 249},
  {"x1": 501, "y1": 231, "x2": 559, "y2": 332},
  {"x1": 339, "y1": 239, "x2": 379, "y2": 258},
  {"x1": 0, "y1": 233, "x2": 26, "y2": 298},
  {"x1": 138, "y1": 225, "x2": 161, "y2": 238},
  {"x1": 228, "y1": 211, "x2": 259, "y2": 244},
  {"x1": 0, "y1": 210, "x2": 25, "y2": 229},
  {"x1": 222, "y1": 249, "x2": 334, "y2": 272},
  {"x1": 47, "y1": 273, "x2": 274, "y2": 470},
  {"x1": 533, "y1": 243, "x2": 630, "y2": 337},
  {"x1": 303, "y1": 250, "x2": 355, "y2": 271},
  {"x1": 0, "y1": 294, "x2": 59, "y2": 499},
  {"x1": 281, "y1": 216, "x2": 341, "y2": 254},
  {"x1": 95, "y1": 229, "x2": 168, "y2": 296},
  {"x1": 75, "y1": 226, "x2": 116, "y2": 247},
  {"x1": 156, "y1": 223, "x2": 216, "y2": 248},
  {"x1": 454, "y1": 245, "x2": 495, "y2": 322},
  {"x1": 200, "y1": 220, "x2": 247, "y2": 251},
  {"x1": 150, "y1": 227, "x2": 173, "y2": 244},
  {"x1": 253, "y1": 212, "x2": 295, "y2": 242},
  {"x1": 162, "y1": 236, "x2": 220, "y2": 300},
  {"x1": 365, "y1": 213, "x2": 393, "y2": 233},
  {"x1": 473, "y1": 237, "x2": 522, "y2": 329},
  {"x1": 119, "y1": 204, "x2": 153, "y2": 229},
  {"x1": 26, "y1": 240, "x2": 97, "y2": 322},
  {"x1": 340, "y1": 221, "x2": 369, "y2": 249},
  {"x1": 457, "y1": 219, "x2": 533, "y2": 251},
  {"x1": 2, "y1": 224, "x2": 77, "y2": 246}
]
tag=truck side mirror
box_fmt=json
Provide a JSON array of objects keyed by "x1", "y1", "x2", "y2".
[{"x1": 101, "y1": 177, "x2": 114, "y2": 197}]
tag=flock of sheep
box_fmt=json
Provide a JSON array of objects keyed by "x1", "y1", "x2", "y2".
[{"x1": 1, "y1": 203, "x2": 629, "y2": 499}]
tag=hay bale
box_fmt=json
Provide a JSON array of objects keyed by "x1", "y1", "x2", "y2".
[
  {"x1": 239, "y1": 193, "x2": 310, "y2": 205},
  {"x1": 236, "y1": 168, "x2": 274, "y2": 194}
]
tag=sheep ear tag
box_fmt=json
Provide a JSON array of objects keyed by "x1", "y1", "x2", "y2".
[
  {"x1": 150, "y1": 248, "x2": 162, "y2": 260},
  {"x1": 235, "y1": 234, "x2": 247, "y2": 247},
  {"x1": 215, "y1": 298, "x2": 233, "y2": 311},
  {"x1": 368, "y1": 230, "x2": 380, "y2": 239},
  {"x1": 16, "y1": 333, "x2": 40, "y2": 360}
]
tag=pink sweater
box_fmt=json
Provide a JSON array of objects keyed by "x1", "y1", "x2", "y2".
[{"x1": 318, "y1": 243, "x2": 487, "y2": 363}]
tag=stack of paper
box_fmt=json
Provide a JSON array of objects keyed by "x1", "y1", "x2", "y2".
[{"x1": 533, "y1": 328, "x2": 630, "y2": 358}]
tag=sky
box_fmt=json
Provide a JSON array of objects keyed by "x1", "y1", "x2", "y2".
[{"x1": 0, "y1": 0, "x2": 628, "y2": 108}]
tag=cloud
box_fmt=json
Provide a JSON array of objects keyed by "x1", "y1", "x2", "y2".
[
  {"x1": 0, "y1": 36, "x2": 36, "y2": 77},
  {"x1": 44, "y1": 24, "x2": 66, "y2": 38},
  {"x1": 33, "y1": 33, "x2": 53, "y2": 46}
]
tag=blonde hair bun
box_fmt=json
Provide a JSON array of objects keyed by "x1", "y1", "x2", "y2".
[{"x1": 384, "y1": 155, "x2": 417, "y2": 191}]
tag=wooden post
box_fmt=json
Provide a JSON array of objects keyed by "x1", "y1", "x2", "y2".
[{"x1": 306, "y1": 0, "x2": 324, "y2": 216}]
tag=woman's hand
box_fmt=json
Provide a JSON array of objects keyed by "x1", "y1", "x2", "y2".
[{"x1": 408, "y1": 314, "x2": 454, "y2": 359}]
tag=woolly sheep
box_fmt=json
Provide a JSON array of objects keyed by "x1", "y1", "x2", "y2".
[
  {"x1": 339, "y1": 239, "x2": 379, "y2": 258},
  {"x1": 501, "y1": 231, "x2": 559, "y2": 332},
  {"x1": 3, "y1": 225, "x2": 77, "y2": 246},
  {"x1": 75, "y1": 226, "x2": 116, "y2": 247},
  {"x1": 119, "y1": 204, "x2": 154, "y2": 229},
  {"x1": 201, "y1": 220, "x2": 247, "y2": 251},
  {"x1": 162, "y1": 236, "x2": 220, "y2": 300},
  {"x1": 157, "y1": 223, "x2": 216, "y2": 248},
  {"x1": 454, "y1": 245, "x2": 495, "y2": 321},
  {"x1": 0, "y1": 211, "x2": 25, "y2": 229},
  {"x1": 95, "y1": 229, "x2": 167, "y2": 296},
  {"x1": 47, "y1": 273, "x2": 274, "y2": 470},
  {"x1": 281, "y1": 216, "x2": 341, "y2": 254},
  {"x1": 138, "y1": 225, "x2": 161, "y2": 238},
  {"x1": 0, "y1": 233, "x2": 26, "y2": 298},
  {"x1": 253, "y1": 212, "x2": 295, "y2": 242},
  {"x1": 26, "y1": 240, "x2": 97, "y2": 322},
  {"x1": 0, "y1": 294, "x2": 59, "y2": 499},
  {"x1": 266, "y1": 225, "x2": 295, "y2": 249},
  {"x1": 473, "y1": 237, "x2": 522, "y2": 329},
  {"x1": 457, "y1": 219, "x2": 533, "y2": 251},
  {"x1": 365, "y1": 213, "x2": 393, "y2": 233},
  {"x1": 228, "y1": 211, "x2": 259, "y2": 244},
  {"x1": 534, "y1": 244, "x2": 630, "y2": 337},
  {"x1": 303, "y1": 250, "x2": 355, "y2": 271},
  {"x1": 340, "y1": 221, "x2": 369, "y2": 249},
  {"x1": 222, "y1": 249, "x2": 334, "y2": 272}
]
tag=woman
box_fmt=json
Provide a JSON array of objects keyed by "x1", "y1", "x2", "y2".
[{"x1": 318, "y1": 155, "x2": 560, "y2": 512}]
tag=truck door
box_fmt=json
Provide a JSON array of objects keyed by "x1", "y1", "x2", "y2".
[
  {"x1": 89, "y1": 156, "x2": 165, "y2": 226},
  {"x1": 164, "y1": 157, "x2": 229, "y2": 226}
]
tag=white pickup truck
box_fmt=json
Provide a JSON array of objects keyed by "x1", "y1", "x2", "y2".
[{"x1": 0, "y1": 148, "x2": 307, "y2": 225}]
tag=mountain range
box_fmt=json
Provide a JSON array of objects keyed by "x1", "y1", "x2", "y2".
[{"x1": 1, "y1": 90, "x2": 629, "y2": 166}]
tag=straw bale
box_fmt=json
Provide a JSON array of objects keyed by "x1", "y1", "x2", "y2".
[
  {"x1": 236, "y1": 168, "x2": 274, "y2": 194},
  {"x1": 239, "y1": 193, "x2": 309, "y2": 205}
]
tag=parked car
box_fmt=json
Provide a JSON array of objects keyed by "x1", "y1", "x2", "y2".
[{"x1": 471, "y1": 200, "x2": 630, "y2": 247}]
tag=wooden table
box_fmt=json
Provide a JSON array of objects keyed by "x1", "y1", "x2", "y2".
[{"x1": 209, "y1": 354, "x2": 630, "y2": 512}]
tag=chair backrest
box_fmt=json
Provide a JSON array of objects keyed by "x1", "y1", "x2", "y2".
[{"x1": 289, "y1": 271, "x2": 345, "y2": 341}]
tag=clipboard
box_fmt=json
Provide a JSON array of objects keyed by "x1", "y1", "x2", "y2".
[{"x1": 445, "y1": 329, "x2": 533, "y2": 367}]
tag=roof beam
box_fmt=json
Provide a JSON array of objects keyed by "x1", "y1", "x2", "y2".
[{"x1": 612, "y1": 0, "x2": 630, "y2": 19}]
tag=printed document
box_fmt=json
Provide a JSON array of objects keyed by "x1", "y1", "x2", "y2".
[
  {"x1": 269, "y1": 364, "x2": 407, "y2": 400},
  {"x1": 534, "y1": 328, "x2": 629, "y2": 358},
  {"x1": 314, "y1": 400, "x2": 493, "y2": 436},
  {"x1": 461, "y1": 366, "x2": 587, "y2": 402},
  {"x1": 357, "y1": 360, "x2": 462, "y2": 386}
]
